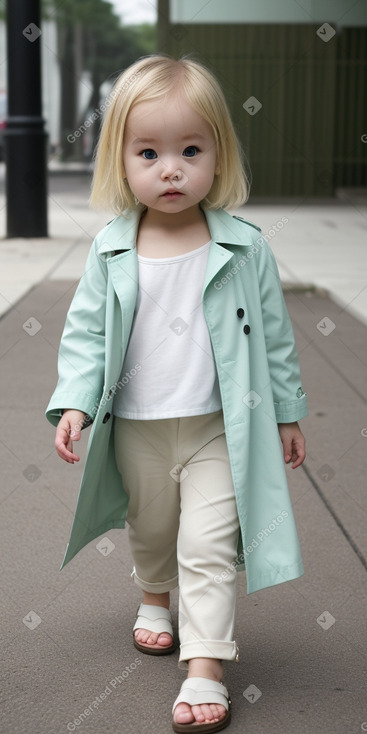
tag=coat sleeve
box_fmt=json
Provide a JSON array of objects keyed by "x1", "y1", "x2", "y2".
[
  {"x1": 45, "y1": 238, "x2": 108, "y2": 428},
  {"x1": 256, "y1": 237, "x2": 308, "y2": 423}
]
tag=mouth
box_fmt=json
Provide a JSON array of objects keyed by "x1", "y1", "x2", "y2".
[{"x1": 161, "y1": 189, "x2": 184, "y2": 198}]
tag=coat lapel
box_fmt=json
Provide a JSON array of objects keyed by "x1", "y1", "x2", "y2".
[
  {"x1": 109, "y1": 250, "x2": 139, "y2": 310},
  {"x1": 98, "y1": 208, "x2": 255, "y2": 304},
  {"x1": 202, "y1": 241, "x2": 234, "y2": 295}
]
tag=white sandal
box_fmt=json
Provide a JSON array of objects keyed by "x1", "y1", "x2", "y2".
[
  {"x1": 172, "y1": 677, "x2": 231, "y2": 732},
  {"x1": 133, "y1": 603, "x2": 176, "y2": 655}
]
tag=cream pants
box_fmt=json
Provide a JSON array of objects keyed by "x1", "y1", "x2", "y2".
[{"x1": 114, "y1": 409, "x2": 240, "y2": 665}]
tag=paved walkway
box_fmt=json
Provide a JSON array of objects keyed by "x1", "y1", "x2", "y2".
[{"x1": 0, "y1": 172, "x2": 367, "y2": 733}]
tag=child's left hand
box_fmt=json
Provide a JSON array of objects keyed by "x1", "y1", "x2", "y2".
[{"x1": 278, "y1": 421, "x2": 306, "y2": 469}]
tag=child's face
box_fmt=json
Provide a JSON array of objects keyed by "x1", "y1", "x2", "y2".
[{"x1": 122, "y1": 91, "x2": 219, "y2": 215}]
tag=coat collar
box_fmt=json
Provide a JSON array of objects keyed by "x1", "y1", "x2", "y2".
[{"x1": 96, "y1": 207, "x2": 256, "y2": 257}]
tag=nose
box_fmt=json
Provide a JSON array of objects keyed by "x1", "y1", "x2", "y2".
[{"x1": 160, "y1": 157, "x2": 182, "y2": 182}]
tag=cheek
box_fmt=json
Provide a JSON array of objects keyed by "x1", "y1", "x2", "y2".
[
  {"x1": 201, "y1": 159, "x2": 218, "y2": 184},
  {"x1": 126, "y1": 169, "x2": 153, "y2": 199},
  {"x1": 123, "y1": 158, "x2": 142, "y2": 188},
  {"x1": 201, "y1": 153, "x2": 217, "y2": 174}
]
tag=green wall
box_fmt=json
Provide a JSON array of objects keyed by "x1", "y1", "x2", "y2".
[{"x1": 163, "y1": 23, "x2": 367, "y2": 197}]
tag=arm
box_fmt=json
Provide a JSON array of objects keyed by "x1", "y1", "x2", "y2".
[
  {"x1": 45, "y1": 238, "x2": 108, "y2": 429},
  {"x1": 257, "y1": 239, "x2": 308, "y2": 424}
]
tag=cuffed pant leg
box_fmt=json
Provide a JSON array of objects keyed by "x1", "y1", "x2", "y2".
[
  {"x1": 177, "y1": 412, "x2": 240, "y2": 665},
  {"x1": 114, "y1": 409, "x2": 240, "y2": 664},
  {"x1": 114, "y1": 416, "x2": 180, "y2": 592}
]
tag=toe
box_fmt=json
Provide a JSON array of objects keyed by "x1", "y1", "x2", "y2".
[
  {"x1": 134, "y1": 628, "x2": 154, "y2": 644},
  {"x1": 135, "y1": 628, "x2": 157, "y2": 645},
  {"x1": 157, "y1": 632, "x2": 173, "y2": 646},
  {"x1": 191, "y1": 703, "x2": 226, "y2": 723},
  {"x1": 174, "y1": 702, "x2": 195, "y2": 725},
  {"x1": 191, "y1": 704, "x2": 207, "y2": 723},
  {"x1": 209, "y1": 703, "x2": 226, "y2": 720}
]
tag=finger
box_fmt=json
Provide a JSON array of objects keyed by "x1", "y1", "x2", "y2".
[
  {"x1": 64, "y1": 424, "x2": 81, "y2": 451},
  {"x1": 56, "y1": 442, "x2": 80, "y2": 463},
  {"x1": 69, "y1": 426, "x2": 81, "y2": 441},
  {"x1": 291, "y1": 445, "x2": 305, "y2": 469},
  {"x1": 55, "y1": 428, "x2": 80, "y2": 463},
  {"x1": 282, "y1": 437, "x2": 293, "y2": 464}
]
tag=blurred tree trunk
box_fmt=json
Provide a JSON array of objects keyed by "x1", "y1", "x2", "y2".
[
  {"x1": 58, "y1": 22, "x2": 84, "y2": 160},
  {"x1": 87, "y1": 30, "x2": 101, "y2": 158},
  {"x1": 59, "y1": 24, "x2": 76, "y2": 159},
  {"x1": 72, "y1": 22, "x2": 84, "y2": 159},
  {"x1": 46, "y1": 0, "x2": 149, "y2": 161}
]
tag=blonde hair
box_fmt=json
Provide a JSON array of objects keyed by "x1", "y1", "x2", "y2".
[{"x1": 90, "y1": 54, "x2": 250, "y2": 214}]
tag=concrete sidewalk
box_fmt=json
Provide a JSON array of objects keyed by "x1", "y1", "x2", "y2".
[{"x1": 1, "y1": 174, "x2": 367, "y2": 733}]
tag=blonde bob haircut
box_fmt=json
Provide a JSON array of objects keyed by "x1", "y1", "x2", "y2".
[{"x1": 90, "y1": 53, "x2": 250, "y2": 214}]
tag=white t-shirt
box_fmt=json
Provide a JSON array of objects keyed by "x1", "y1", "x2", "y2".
[{"x1": 112, "y1": 241, "x2": 222, "y2": 419}]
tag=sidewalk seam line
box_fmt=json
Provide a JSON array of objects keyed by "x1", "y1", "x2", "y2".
[{"x1": 301, "y1": 462, "x2": 367, "y2": 573}]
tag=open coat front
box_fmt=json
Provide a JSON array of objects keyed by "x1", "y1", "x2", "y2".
[{"x1": 46, "y1": 207, "x2": 308, "y2": 594}]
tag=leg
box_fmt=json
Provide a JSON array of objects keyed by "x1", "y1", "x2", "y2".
[
  {"x1": 174, "y1": 412, "x2": 240, "y2": 726},
  {"x1": 114, "y1": 416, "x2": 180, "y2": 650}
]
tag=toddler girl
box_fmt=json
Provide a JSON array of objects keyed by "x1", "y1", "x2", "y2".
[{"x1": 46, "y1": 54, "x2": 308, "y2": 732}]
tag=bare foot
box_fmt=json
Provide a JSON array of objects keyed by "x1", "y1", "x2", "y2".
[
  {"x1": 173, "y1": 658, "x2": 228, "y2": 726},
  {"x1": 134, "y1": 628, "x2": 173, "y2": 649}
]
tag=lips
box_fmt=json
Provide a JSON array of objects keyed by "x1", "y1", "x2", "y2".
[{"x1": 161, "y1": 189, "x2": 184, "y2": 196}]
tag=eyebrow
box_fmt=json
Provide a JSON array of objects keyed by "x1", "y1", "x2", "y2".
[
  {"x1": 132, "y1": 138, "x2": 156, "y2": 144},
  {"x1": 132, "y1": 133, "x2": 206, "y2": 145}
]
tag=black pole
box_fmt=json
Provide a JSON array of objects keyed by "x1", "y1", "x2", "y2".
[{"x1": 4, "y1": 0, "x2": 48, "y2": 237}]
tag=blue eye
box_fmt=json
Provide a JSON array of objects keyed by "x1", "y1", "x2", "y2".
[
  {"x1": 183, "y1": 146, "x2": 198, "y2": 157},
  {"x1": 141, "y1": 149, "x2": 157, "y2": 159}
]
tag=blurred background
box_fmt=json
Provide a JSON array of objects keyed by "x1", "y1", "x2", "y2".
[{"x1": 0, "y1": 0, "x2": 366, "y2": 198}]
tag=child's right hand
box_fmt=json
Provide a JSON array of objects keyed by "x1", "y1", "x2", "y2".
[{"x1": 55, "y1": 409, "x2": 87, "y2": 464}]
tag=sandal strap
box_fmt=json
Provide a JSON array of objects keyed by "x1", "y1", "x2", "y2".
[
  {"x1": 133, "y1": 603, "x2": 173, "y2": 636},
  {"x1": 172, "y1": 677, "x2": 230, "y2": 715}
]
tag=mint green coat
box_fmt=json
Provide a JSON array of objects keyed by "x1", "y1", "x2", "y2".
[{"x1": 46, "y1": 208, "x2": 308, "y2": 593}]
